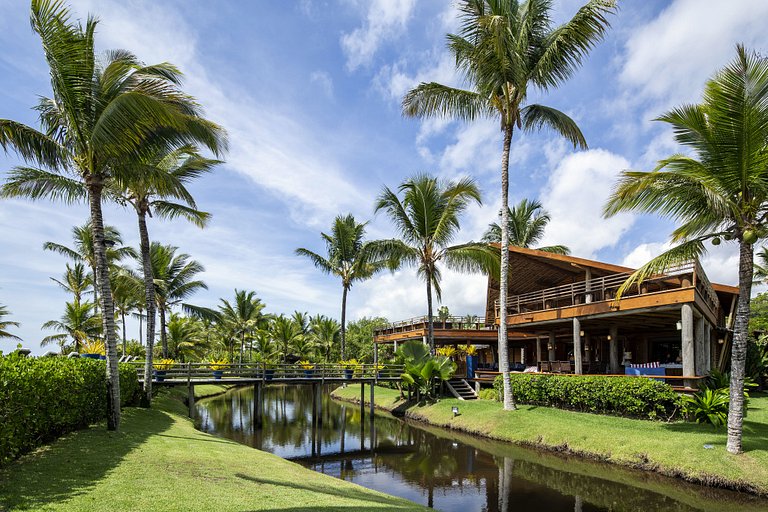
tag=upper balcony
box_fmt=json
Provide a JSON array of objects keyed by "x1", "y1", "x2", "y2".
[
  {"x1": 493, "y1": 260, "x2": 721, "y2": 327},
  {"x1": 373, "y1": 315, "x2": 498, "y2": 344}
]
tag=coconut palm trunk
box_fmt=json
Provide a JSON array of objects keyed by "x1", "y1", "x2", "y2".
[
  {"x1": 138, "y1": 209, "x2": 157, "y2": 400},
  {"x1": 727, "y1": 240, "x2": 753, "y2": 453},
  {"x1": 87, "y1": 182, "x2": 121, "y2": 430},
  {"x1": 160, "y1": 305, "x2": 168, "y2": 358},
  {"x1": 499, "y1": 127, "x2": 516, "y2": 410},
  {"x1": 425, "y1": 272, "x2": 435, "y2": 353},
  {"x1": 341, "y1": 286, "x2": 348, "y2": 361}
]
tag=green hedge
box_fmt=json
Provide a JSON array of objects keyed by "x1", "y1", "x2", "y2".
[
  {"x1": 0, "y1": 354, "x2": 140, "y2": 464},
  {"x1": 493, "y1": 374, "x2": 682, "y2": 420}
]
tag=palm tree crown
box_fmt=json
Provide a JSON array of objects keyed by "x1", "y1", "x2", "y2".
[
  {"x1": 481, "y1": 198, "x2": 570, "y2": 254},
  {"x1": 0, "y1": 305, "x2": 22, "y2": 342},
  {"x1": 604, "y1": 45, "x2": 768, "y2": 454},
  {"x1": 375, "y1": 174, "x2": 498, "y2": 351}
]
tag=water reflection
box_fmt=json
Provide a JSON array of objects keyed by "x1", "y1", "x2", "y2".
[{"x1": 196, "y1": 385, "x2": 768, "y2": 512}]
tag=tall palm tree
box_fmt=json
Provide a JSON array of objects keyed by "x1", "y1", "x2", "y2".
[
  {"x1": 296, "y1": 214, "x2": 389, "y2": 360},
  {"x1": 402, "y1": 0, "x2": 614, "y2": 410},
  {"x1": 42, "y1": 301, "x2": 101, "y2": 352},
  {"x1": 166, "y1": 313, "x2": 207, "y2": 362},
  {"x1": 110, "y1": 268, "x2": 142, "y2": 355},
  {"x1": 44, "y1": 222, "x2": 135, "y2": 309},
  {"x1": 0, "y1": 1, "x2": 225, "y2": 429},
  {"x1": 150, "y1": 242, "x2": 207, "y2": 358},
  {"x1": 603, "y1": 46, "x2": 768, "y2": 454},
  {"x1": 115, "y1": 144, "x2": 220, "y2": 397},
  {"x1": 309, "y1": 315, "x2": 341, "y2": 362},
  {"x1": 270, "y1": 315, "x2": 303, "y2": 363},
  {"x1": 375, "y1": 174, "x2": 499, "y2": 352},
  {"x1": 219, "y1": 290, "x2": 266, "y2": 363},
  {"x1": 481, "y1": 198, "x2": 570, "y2": 254},
  {"x1": 0, "y1": 305, "x2": 21, "y2": 342},
  {"x1": 50, "y1": 262, "x2": 93, "y2": 305}
]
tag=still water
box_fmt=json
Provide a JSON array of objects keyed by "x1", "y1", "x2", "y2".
[{"x1": 195, "y1": 385, "x2": 768, "y2": 512}]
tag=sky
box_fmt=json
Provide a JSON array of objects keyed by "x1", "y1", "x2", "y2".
[{"x1": 1, "y1": 0, "x2": 767, "y2": 354}]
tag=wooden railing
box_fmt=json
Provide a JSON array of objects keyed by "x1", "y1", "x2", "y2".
[
  {"x1": 130, "y1": 362, "x2": 405, "y2": 382},
  {"x1": 374, "y1": 315, "x2": 494, "y2": 336},
  {"x1": 493, "y1": 260, "x2": 720, "y2": 317}
]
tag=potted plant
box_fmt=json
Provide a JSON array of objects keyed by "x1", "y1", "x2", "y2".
[
  {"x1": 153, "y1": 359, "x2": 174, "y2": 382},
  {"x1": 80, "y1": 339, "x2": 105, "y2": 360},
  {"x1": 374, "y1": 363, "x2": 384, "y2": 379},
  {"x1": 299, "y1": 360, "x2": 314, "y2": 378},
  {"x1": 463, "y1": 344, "x2": 479, "y2": 379},
  {"x1": 340, "y1": 359, "x2": 359, "y2": 379},
  {"x1": 208, "y1": 359, "x2": 227, "y2": 380}
]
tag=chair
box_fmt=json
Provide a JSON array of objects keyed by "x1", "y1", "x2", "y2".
[{"x1": 539, "y1": 361, "x2": 551, "y2": 372}]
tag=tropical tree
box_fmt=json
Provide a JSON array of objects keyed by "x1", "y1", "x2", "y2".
[
  {"x1": 219, "y1": 290, "x2": 266, "y2": 363},
  {"x1": 41, "y1": 301, "x2": 101, "y2": 352},
  {"x1": 345, "y1": 316, "x2": 390, "y2": 362},
  {"x1": 603, "y1": 46, "x2": 768, "y2": 454},
  {"x1": 50, "y1": 262, "x2": 92, "y2": 305},
  {"x1": 0, "y1": 1, "x2": 225, "y2": 429},
  {"x1": 270, "y1": 315, "x2": 303, "y2": 362},
  {"x1": 114, "y1": 144, "x2": 220, "y2": 394},
  {"x1": 397, "y1": 340, "x2": 457, "y2": 399},
  {"x1": 402, "y1": 0, "x2": 615, "y2": 410},
  {"x1": 481, "y1": 198, "x2": 570, "y2": 254},
  {"x1": 753, "y1": 247, "x2": 768, "y2": 285},
  {"x1": 150, "y1": 242, "x2": 207, "y2": 358},
  {"x1": 374, "y1": 174, "x2": 498, "y2": 352},
  {"x1": 0, "y1": 305, "x2": 21, "y2": 341},
  {"x1": 110, "y1": 268, "x2": 142, "y2": 355},
  {"x1": 296, "y1": 214, "x2": 389, "y2": 360},
  {"x1": 165, "y1": 313, "x2": 207, "y2": 361},
  {"x1": 309, "y1": 315, "x2": 341, "y2": 362}
]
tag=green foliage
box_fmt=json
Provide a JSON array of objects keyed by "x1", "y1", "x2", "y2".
[
  {"x1": 481, "y1": 198, "x2": 570, "y2": 254},
  {"x1": 749, "y1": 293, "x2": 768, "y2": 333},
  {"x1": 345, "y1": 316, "x2": 389, "y2": 362},
  {"x1": 0, "y1": 354, "x2": 139, "y2": 464},
  {"x1": 493, "y1": 374, "x2": 682, "y2": 420},
  {"x1": 397, "y1": 340, "x2": 457, "y2": 398},
  {"x1": 477, "y1": 388, "x2": 497, "y2": 401},
  {"x1": 683, "y1": 388, "x2": 730, "y2": 428}
]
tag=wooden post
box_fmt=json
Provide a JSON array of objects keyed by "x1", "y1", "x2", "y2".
[
  {"x1": 585, "y1": 268, "x2": 593, "y2": 303},
  {"x1": 548, "y1": 331, "x2": 556, "y2": 362},
  {"x1": 573, "y1": 318, "x2": 583, "y2": 374},
  {"x1": 360, "y1": 381, "x2": 365, "y2": 419},
  {"x1": 536, "y1": 336, "x2": 542, "y2": 366},
  {"x1": 374, "y1": 342, "x2": 379, "y2": 385},
  {"x1": 681, "y1": 304, "x2": 695, "y2": 387},
  {"x1": 609, "y1": 325, "x2": 620, "y2": 374},
  {"x1": 695, "y1": 315, "x2": 710, "y2": 376}
]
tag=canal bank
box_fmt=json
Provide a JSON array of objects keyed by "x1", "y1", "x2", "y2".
[
  {"x1": 330, "y1": 384, "x2": 768, "y2": 497},
  {"x1": 0, "y1": 388, "x2": 426, "y2": 511}
]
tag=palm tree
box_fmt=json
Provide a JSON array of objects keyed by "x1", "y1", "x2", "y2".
[
  {"x1": 0, "y1": 1, "x2": 225, "y2": 429},
  {"x1": 270, "y1": 315, "x2": 303, "y2": 362},
  {"x1": 296, "y1": 214, "x2": 389, "y2": 360},
  {"x1": 42, "y1": 301, "x2": 101, "y2": 352},
  {"x1": 114, "y1": 144, "x2": 220, "y2": 397},
  {"x1": 44, "y1": 223, "x2": 135, "y2": 309},
  {"x1": 402, "y1": 0, "x2": 614, "y2": 410},
  {"x1": 375, "y1": 174, "x2": 498, "y2": 352},
  {"x1": 754, "y1": 247, "x2": 768, "y2": 285},
  {"x1": 481, "y1": 198, "x2": 570, "y2": 254},
  {"x1": 309, "y1": 315, "x2": 341, "y2": 362},
  {"x1": 166, "y1": 313, "x2": 207, "y2": 361},
  {"x1": 50, "y1": 262, "x2": 93, "y2": 305},
  {"x1": 150, "y1": 242, "x2": 207, "y2": 358},
  {"x1": 0, "y1": 305, "x2": 21, "y2": 341},
  {"x1": 603, "y1": 46, "x2": 768, "y2": 454},
  {"x1": 219, "y1": 290, "x2": 266, "y2": 363},
  {"x1": 110, "y1": 268, "x2": 142, "y2": 355}
]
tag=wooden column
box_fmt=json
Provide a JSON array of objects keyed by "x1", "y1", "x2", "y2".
[
  {"x1": 573, "y1": 318, "x2": 583, "y2": 374},
  {"x1": 681, "y1": 304, "x2": 695, "y2": 385},
  {"x1": 585, "y1": 268, "x2": 593, "y2": 303},
  {"x1": 695, "y1": 315, "x2": 711, "y2": 376},
  {"x1": 548, "y1": 332, "x2": 556, "y2": 361},
  {"x1": 609, "y1": 325, "x2": 620, "y2": 374},
  {"x1": 374, "y1": 342, "x2": 379, "y2": 384},
  {"x1": 536, "y1": 337, "x2": 542, "y2": 365}
]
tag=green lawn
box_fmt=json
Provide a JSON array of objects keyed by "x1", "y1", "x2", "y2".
[
  {"x1": 332, "y1": 385, "x2": 768, "y2": 495},
  {"x1": 193, "y1": 383, "x2": 234, "y2": 399},
  {"x1": 0, "y1": 389, "x2": 426, "y2": 512}
]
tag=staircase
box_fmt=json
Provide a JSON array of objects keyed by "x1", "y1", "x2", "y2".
[{"x1": 446, "y1": 378, "x2": 477, "y2": 400}]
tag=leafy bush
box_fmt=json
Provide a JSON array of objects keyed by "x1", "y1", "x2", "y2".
[
  {"x1": 397, "y1": 341, "x2": 456, "y2": 398},
  {"x1": 493, "y1": 374, "x2": 682, "y2": 420},
  {"x1": 683, "y1": 388, "x2": 729, "y2": 427},
  {"x1": 0, "y1": 354, "x2": 140, "y2": 464},
  {"x1": 477, "y1": 388, "x2": 497, "y2": 400}
]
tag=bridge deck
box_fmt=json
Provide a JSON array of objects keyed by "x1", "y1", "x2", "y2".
[{"x1": 142, "y1": 377, "x2": 401, "y2": 386}]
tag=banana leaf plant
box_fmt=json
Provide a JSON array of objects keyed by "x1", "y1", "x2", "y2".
[{"x1": 398, "y1": 340, "x2": 456, "y2": 398}]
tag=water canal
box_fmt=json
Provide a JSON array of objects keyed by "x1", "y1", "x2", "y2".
[{"x1": 195, "y1": 385, "x2": 768, "y2": 511}]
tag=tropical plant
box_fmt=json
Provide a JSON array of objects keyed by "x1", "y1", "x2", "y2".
[
  {"x1": 80, "y1": 339, "x2": 105, "y2": 356},
  {"x1": 150, "y1": 242, "x2": 207, "y2": 358},
  {"x1": 110, "y1": 267, "x2": 142, "y2": 355},
  {"x1": 153, "y1": 358, "x2": 174, "y2": 371},
  {"x1": 50, "y1": 262, "x2": 93, "y2": 305},
  {"x1": 402, "y1": 0, "x2": 616, "y2": 412},
  {"x1": 296, "y1": 214, "x2": 389, "y2": 361},
  {"x1": 298, "y1": 360, "x2": 314, "y2": 370},
  {"x1": 345, "y1": 316, "x2": 390, "y2": 362},
  {"x1": 41, "y1": 301, "x2": 101, "y2": 352},
  {"x1": 437, "y1": 305, "x2": 450, "y2": 323},
  {"x1": 309, "y1": 315, "x2": 341, "y2": 362},
  {"x1": 269, "y1": 315, "x2": 303, "y2": 362},
  {"x1": 0, "y1": 0, "x2": 225, "y2": 429},
  {"x1": 208, "y1": 359, "x2": 228, "y2": 371},
  {"x1": 291, "y1": 336, "x2": 317, "y2": 361},
  {"x1": 754, "y1": 246, "x2": 768, "y2": 285},
  {"x1": 683, "y1": 388, "x2": 730, "y2": 428},
  {"x1": 397, "y1": 340, "x2": 456, "y2": 398},
  {"x1": 603, "y1": 46, "x2": 768, "y2": 453},
  {"x1": 459, "y1": 344, "x2": 478, "y2": 356},
  {"x1": 375, "y1": 174, "x2": 498, "y2": 352},
  {"x1": 436, "y1": 346, "x2": 457, "y2": 358},
  {"x1": 166, "y1": 313, "x2": 208, "y2": 362},
  {"x1": 481, "y1": 198, "x2": 570, "y2": 254},
  {"x1": 0, "y1": 305, "x2": 21, "y2": 341}
]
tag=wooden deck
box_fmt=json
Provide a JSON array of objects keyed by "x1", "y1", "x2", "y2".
[{"x1": 374, "y1": 315, "x2": 503, "y2": 344}]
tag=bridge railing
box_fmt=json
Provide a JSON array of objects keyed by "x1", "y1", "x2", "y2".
[{"x1": 129, "y1": 362, "x2": 405, "y2": 382}]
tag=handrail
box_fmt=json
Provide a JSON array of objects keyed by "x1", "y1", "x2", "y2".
[
  {"x1": 132, "y1": 362, "x2": 406, "y2": 381},
  {"x1": 374, "y1": 314, "x2": 494, "y2": 335}
]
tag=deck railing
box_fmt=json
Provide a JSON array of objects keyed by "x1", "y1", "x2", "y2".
[
  {"x1": 130, "y1": 362, "x2": 405, "y2": 382},
  {"x1": 374, "y1": 315, "x2": 494, "y2": 336},
  {"x1": 493, "y1": 260, "x2": 720, "y2": 318}
]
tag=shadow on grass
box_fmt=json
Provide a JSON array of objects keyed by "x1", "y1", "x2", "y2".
[
  {"x1": 0, "y1": 407, "x2": 174, "y2": 511},
  {"x1": 234, "y1": 473, "x2": 421, "y2": 511},
  {"x1": 661, "y1": 410, "x2": 768, "y2": 453}
]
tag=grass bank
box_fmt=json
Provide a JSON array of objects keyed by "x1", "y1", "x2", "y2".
[
  {"x1": 193, "y1": 383, "x2": 234, "y2": 399},
  {"x1": 0, "y1": 389, "x2": 426, "y2": 511},
  {"x1": 331, "y1": 385, "x2": 768, "y2": 496}
]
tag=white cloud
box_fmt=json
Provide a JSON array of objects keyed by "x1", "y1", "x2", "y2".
[
  {"x1": 340, "y1": 0, "x2": 416, "y2": 70},
  {"x1": 539, "y1": 149, "x2": 634, "y2": 258},
  {"x1": 310, "y1": 70, "x2": 334, "y2": 98},
  {"x1": 620, "y1": 0, "x2": 768, "y2": 108},
  {"x1": 439, "y1": 120, "x2": 504, "y2": 177}
]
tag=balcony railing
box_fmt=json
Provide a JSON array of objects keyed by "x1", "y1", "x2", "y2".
[
  {"x1": 493, "y1": 260, "x2": 720, "y2": 318},
  {"x1": 374, "y1": 315, "x2": 494, "y2": 336}
]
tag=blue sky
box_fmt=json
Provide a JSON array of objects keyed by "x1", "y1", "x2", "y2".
[{"x1": 1, "y1": 0, "x2": 767, "y2": 353}]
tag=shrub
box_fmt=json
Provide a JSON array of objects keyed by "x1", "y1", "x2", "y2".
[
  {"x1": 0, "y1": 354, "x2": 140, "y2": 464},
  {"x1": 477, "y1": 388, "x2": 497, "y2": 401},
  {"x1": 683, "y1": 388, "x2": 729, "y2": 427},
  {"x1": 493, "y1": 374, "x2": 682, "y2": 420}
]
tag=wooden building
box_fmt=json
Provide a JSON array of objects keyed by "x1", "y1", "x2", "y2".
[{"x1": 374, "y1": 245, "x2": 739, "y2": 379}]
